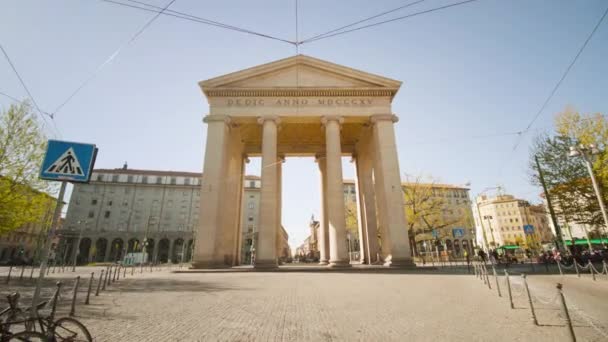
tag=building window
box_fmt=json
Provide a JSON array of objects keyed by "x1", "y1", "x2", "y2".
[
  {"x1": 127, "y1": 175, "x2": 134, "y2": 183},
  {"x1": 142, "y1": 176, "x2": 148, "y2": 184},
  {"x1": 156, "y1": 177, "x2": 162, "y2": 184},
  {"x1": 184, "y1": 178, "x2": 190, "y2": 185},
  {"x1": 91, "y1": 199, "x2": 98, "y2": 205},
  {"x1": 104, "y1": 211, "x2": 111, "y2": 218},
  {"x1": 248, "y1": 202, "x2": 254, "y2": 209},
  {"x1": 108, "y1": 200, "x2": 113, "y2": 206},
  {"x1": 248, "y1": 216, "x2": 254, "y2": 222},
  {"x1": 97, "y1": 174, "x2": 103, "y2": 181},
  {"x1": 112, "y1": 174, "x2": 119, "y2": 182},
  {"x1": 88, "y1": 211, "x2": 95, "y2": 218},
  {"x1": 170, "y1": 177, "x2": 177, "y2": 185},
  {"x1": 249, "y1": 181, "x2": 255, "y2": 188}
]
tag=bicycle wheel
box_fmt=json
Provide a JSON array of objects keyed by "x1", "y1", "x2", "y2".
[
  {"x1": 7, "y1": 330, "x2": 47, "y2": 341},
  {"x1": 52, "y1": 317, "x2": 92, "y2": 342}
]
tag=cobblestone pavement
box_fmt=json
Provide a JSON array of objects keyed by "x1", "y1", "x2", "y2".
[{"x1": 2, "y1": 265, "x2": 607, "y2": 341}]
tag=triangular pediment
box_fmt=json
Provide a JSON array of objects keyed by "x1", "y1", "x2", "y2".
[{"x1": 199, "y1": 55, "x2": 402, "y2": 98}]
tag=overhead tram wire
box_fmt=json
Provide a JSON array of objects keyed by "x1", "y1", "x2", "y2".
[
  {"x1": 51, "y1": 0, "x2": 176, "y2": 117},
  {"x1": 0, "y1": 43, "x2": 61, "y2": 137},
  {"x1": 509, "y1": 4, "x2": 608, "y2": 153},
  {"x1": 299, "y1": 0, "x2": 427, "y2": 44},
  {"x1": 99, "y1": 0, "x2": 295, "y2": 45},
  {"x1": 299, "y1": 0, "x2": 481, "y2": 45}
]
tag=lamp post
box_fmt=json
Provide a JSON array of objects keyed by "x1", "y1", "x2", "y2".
[
  {"x1": 72, "y1": 220, "x2": 86, "y2": 272},
  {"x1": 569, "y1": 144, "x2": 608, "y2": 248}
]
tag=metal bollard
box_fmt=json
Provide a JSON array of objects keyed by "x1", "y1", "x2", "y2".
[
  {"x1": 484, "y1": 264, "x2": 492, "y2": 290},
  {"x1": 131, "y1": 266, "x2": 134, "y2": 276},
  {"x1": 47, "y1": 263, "x2": 51, "y2": 275},
  {"x1": 557, "y1": 261, "x2": 563, "y2": 276},
  {"x1": 103, "y1": 267, "x2": 109, "y2": 290},
  {"x1": 123, "y1": 266, "x2": 127, "y2": 278},
  {"x1": 5, "y1": 265, "x2": 12, "y2": 284},
  {"x1": 588, "y1": 261, "x2": 596, "y2": 281},
  {"x1": 116, "y1": 266, "x2": 120, "y2": 281},
  {"x1": 52, "y1": 261, "x2": 56, "y2": 274},
  {"x1": 106, "y1": 266, "x2": 112, "y2": 287},
  {"x1": 574, "y1": 261, "x2": 580, "y2": 278},
  {"x1": 69, "y1": 276, "x2": 81, "y2": 317},
  {"x1": 522, "y1": 274, "x2": 538, "y2": 326},
  {"x1": 29, "y1": 265, "x2": 35, "y2": 280},
  {"x1": 492, "y1": 265, "x2": 502, "y2": 297},
  {"x1": 482, "y1": 265, "x2": 487, "y2": 284},
  {"x1": 113, "y1": 266, "x2": 118, "y2": 282},
  {"x1": 85, "y1": 272, "x2": 94, "y2": 305},
  {"x1": 19, "y1": 265, "x2": 25, "y2": 280},
  {"x1": 505, "y1": 270, "x2": 514, "y2": 309},
  {"x1": 96, "y1": 270, "x2": 104, "y2": 296},
  {"x1": 556, "y1": 283, "x2": 576, "y2": 342}
]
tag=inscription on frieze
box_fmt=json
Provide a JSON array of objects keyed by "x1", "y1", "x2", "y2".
[{"x1": 225, "y1": 98, "x2": 374, "y2": 107}]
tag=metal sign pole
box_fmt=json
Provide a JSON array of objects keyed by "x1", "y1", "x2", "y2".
[{"x1": 31, "y1": 181, "x2": 67, "y2": 318}]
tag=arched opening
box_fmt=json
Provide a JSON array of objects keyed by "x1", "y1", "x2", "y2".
[
  {"x1": 172, "y1": 239, "x2": 184, "y2": 264},
  {"x1": 445, "y1": 239, "x2": 453, "y2": 252},
  {"x1": 453, "y1": 240, "x2": 461, "y2": 257},
  {"x1": 158, "y1": 239, "x2": 170, "y2": 263},
  {"x1": 185, "y1": 239, "x2": 194, "y2": 262},
  {"x1": 78, "y1": 238, "x2": 92, "y2": 265},
  {"x1": 110, "y1": 238, "x2": 124, "y2": 262},
  {"x1": 462, "y1": 240, "x2": 470, "y2": 254},
  {"x1": 127, "y1": 238, "x2": 140, "y2": 253},
  {"x1": 144, "y1": 239, "x2": 155, "y2": 263},
  {"x1": 95, "y1": 238, "x2": 108, "y2": 262},
  {"x1": 0, "y1": 248, "x2": 9, "y2": 261}
]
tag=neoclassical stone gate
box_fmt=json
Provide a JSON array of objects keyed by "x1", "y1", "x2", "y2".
[{"x1": 192, "y1": 55, "x2": 413, "y2": 269}]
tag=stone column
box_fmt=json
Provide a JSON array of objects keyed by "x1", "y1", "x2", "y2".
[
  {"x1": 371, "y1": 114, "x2": 414, "y2": 267},
  {"x1": 152, "y1": 239, "x2": 159, "y2": 263},
  {"x1": 315, "y1": 154, "x2": 329, "y2": 265},
  {"x1": 233, "y1": 156, "x2": 247, "y2": 266},
  {"x1": 276, "y1": 156, "x2": 284, "y2": 262},
  {"x1": 192, "y1": 115, "x2": 231, "y2": 268},
  {"x1": 167, "y1": 239, "x2": 174, "y2": 264},
  {"x1": 103, "y1": 241, "x2": 111, "y2": 262},
  {"x1": 321, "y1": 116, "x2": 350, "y2": 267},
  {"x1": 255, "y1": 116, "x2": 280, "y2": 269},
  {"x1": 356, "y1": 132, "x2": 381, "y2": 264}
]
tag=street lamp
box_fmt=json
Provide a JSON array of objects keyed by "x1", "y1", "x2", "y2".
[{"x1": 568, "y1": 143, "x2": 608, "y2": 249}]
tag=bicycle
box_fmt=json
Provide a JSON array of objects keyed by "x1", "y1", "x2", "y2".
[{"x1": 1, "y1": 282, "x2": 92, "y2": 342}]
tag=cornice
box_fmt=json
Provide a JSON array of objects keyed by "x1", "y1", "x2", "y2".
[{"x1": 204, "y1": 88, "x2": 397, "y2": 98}]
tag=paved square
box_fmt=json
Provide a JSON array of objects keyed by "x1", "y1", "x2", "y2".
[{"x1": 3, "y1": 266, "x2": 607, "y2": 341}]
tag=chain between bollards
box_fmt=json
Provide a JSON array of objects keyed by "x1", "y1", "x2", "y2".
[
  {"x1": 69, "y1": 276, "x2": 80, "y2": 317},
  {"x1": 556, "y1": 283, "x2": 576, "y2": 342},
  {"x1": 492, "y1": 264, "x2": 502, "y2": 297},
  {"x1": 85, "y1": 272, "x2": 94, "y2": 305},
  {"x1": 505, "y1": 270, "x2": 514, "y2": 309},
  {"x1": 96, "y1": 270, "x2": 104, "y2": 296},
  {"x1": 522, "y1": 274, "x2": 538, "y2": 326}
]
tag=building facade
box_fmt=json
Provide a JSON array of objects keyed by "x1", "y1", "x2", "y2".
[
  {"x1": 61, "y1": 166, "x2": 277, "y2": 265},
  {"x1": 473, "y1": 194, "x2": 554, "y2": 251}
]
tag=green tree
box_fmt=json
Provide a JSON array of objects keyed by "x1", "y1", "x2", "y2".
[
  {"x1": 0, "y1": 101, "x2": 52, "y2": 234},
  {"x1": 530, "y1": 107, "x2": 607, "y2": 228}
]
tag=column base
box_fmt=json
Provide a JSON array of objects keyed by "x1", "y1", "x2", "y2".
[
  {"x1": 328, "y1": 260, "x2": 351, "y2": 268},
  {"x1": 190, "y1": 260, "x2": 230, "y2": 269},
  {"x1": 318, "y1": 260, "x2": 328, "y2": 265},
  {"x1": 384, "y1": 258, "x2": 416, "y2": 268},
  {"x1": 254, "y1": 259, "x2": 278, "y2": 269}
]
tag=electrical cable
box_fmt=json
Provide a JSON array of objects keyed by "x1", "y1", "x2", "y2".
[
  {"x1": 299, "y1": 0, "x2": 480, "y2": 45},
  {"x1": 299, "y1": 0, "x2": 427, "y2": 44},
  {"x1": 51, "y1": 0, "x2": 176, "y2": 117},
  {"x1": 98, "y1": 0, "x2": 295, "y2": 45}
]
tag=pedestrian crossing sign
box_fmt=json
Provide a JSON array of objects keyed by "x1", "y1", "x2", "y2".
[{"x1": 39, "y1": 140, "x2": 97, "y2": 183}]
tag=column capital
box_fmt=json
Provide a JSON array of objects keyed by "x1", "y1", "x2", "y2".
[
  {"x1": 321, "y1": 116, "x2": 344, "y2": 126},
  {"x1": 243, "y1": 154, "x2": 250, "y2": 164},
  {"x1": 314, "y1": 153, "x2": 326, "y2": 163},
  {"x1": 370, "y1": 114, "x2": 398, "y2": 124},
  {"x1": 257, "y1": 116, "x2": 281, "y2": 125},
  {"x1": 278, "y1": 155, "x2": 286, "y2": 163},
  {"x1": 203, "y1": 115, "x2": 231, "y2": 124}
]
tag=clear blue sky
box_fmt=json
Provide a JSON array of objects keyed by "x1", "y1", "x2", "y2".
[{"x1": 1, "y1": 0, "x2": 607, "y2": 250}]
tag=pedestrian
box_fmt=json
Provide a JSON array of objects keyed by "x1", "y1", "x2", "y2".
[{"x1": 465, "y1": 250, "x2": 470, "y2": 273}]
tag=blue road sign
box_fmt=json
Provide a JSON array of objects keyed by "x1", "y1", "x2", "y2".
[
  {"x1": 40, "y1": 140, "x2": 97, "y2": 183},
  {"x1": 452, "y1": 228, "x2": 465, "y2": 238},
  {"x1": 523, "y1": 225, "x2": 534, "y2": 235}
]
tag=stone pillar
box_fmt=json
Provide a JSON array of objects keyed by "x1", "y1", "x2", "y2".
[
  {"x1": 276, "y1": 156, "x2": 284, "y2": 262},
  {"x1": 152, "y1": 239, "x2": 159, "y2": 263},
  {"x1": 356, "y1": 132, "x2": 381, "y2": 264},
  {"x1": 255, "y1": 116, "x2": 280, "y2": 269},
  {"x1": 103, "y1": 241, "x2": 111, "y2": 262},
  {"x1": 321, "y1": 116, "x2": 350, "y2": 267},
  {"x1": 192, "y1": 115, "x2": 231, "y2": 268},
  {"x1": 315, "y1": 154, "x2": 329, "y2": 265},
  {"x1": 371, "y1": 114, "x2": 414, "y2": 267},
  {"x1": 233, "y1": 156, "x2": 247, "y2": 266}
]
